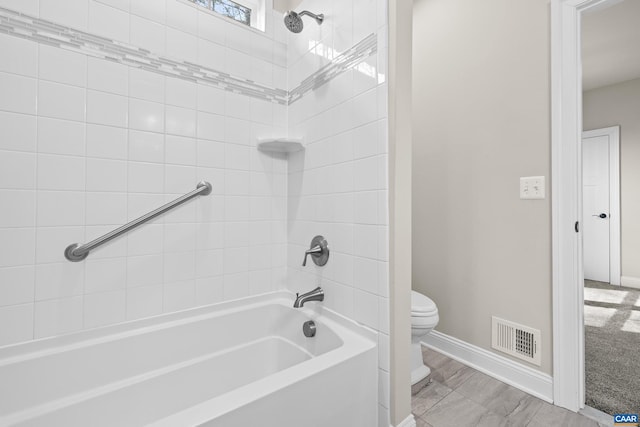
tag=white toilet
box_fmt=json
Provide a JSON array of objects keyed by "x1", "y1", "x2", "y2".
[{"x1": 410, "y1": 290, "x2": 439, "y2": 385}]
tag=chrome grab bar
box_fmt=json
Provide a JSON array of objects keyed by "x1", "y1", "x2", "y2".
[{"x1": 64, "y1": 181, "x2": 212, "y2": 262}]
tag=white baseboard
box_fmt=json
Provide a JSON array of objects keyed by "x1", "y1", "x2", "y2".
[
  {"x1": 621, "y1": 276, "x2": 640, "y2": 289},
  {"x1": 393, "y1": 414, "x2": 416, "y2": 427},
  {"x1": 422, "y1": 331, "x2": 553, "y2": 403}
]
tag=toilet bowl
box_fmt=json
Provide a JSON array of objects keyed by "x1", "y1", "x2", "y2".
[{"x1": 411, "y1": 290, "x2": 439, "y2": 385}]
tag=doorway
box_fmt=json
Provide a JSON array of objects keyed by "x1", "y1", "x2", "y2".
[
  {"x1": 552, "y1": 0, "x2": 640, "y2": 415},
  {"x1": 581, "y1": 0, "x2": 640, "y2": 414}
]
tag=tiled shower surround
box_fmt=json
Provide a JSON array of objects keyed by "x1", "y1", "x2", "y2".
[
  {"x1": 285, "y1": 0, "x2": 390, "y2": 423},
  {"x1": 0, "y1": 0, "x2": 389, "y2": 424},
  {"x1": 0, "y1": 0, "x2": 290, "y2": 343}
]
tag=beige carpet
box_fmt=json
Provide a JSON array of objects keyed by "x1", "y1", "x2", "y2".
[{"x1": 584, "y1": 280, "x2": 640, "y2": 415}]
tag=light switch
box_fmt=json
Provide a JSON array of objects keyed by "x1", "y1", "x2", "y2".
[{"x1": 520, "y1": 176, "x2": 545, "y2": 199}]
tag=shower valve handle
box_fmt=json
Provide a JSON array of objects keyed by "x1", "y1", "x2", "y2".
[
  {"x1": 302, "y1": 245, "x2": 323, "y2": 266},
  {"x1": 302, "y1": 236, "x2": 330, "y2": 267}
]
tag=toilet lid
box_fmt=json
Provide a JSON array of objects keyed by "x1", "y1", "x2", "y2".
[{"x1": 411, "y1": 291, "x2": 437, "y2": 315}]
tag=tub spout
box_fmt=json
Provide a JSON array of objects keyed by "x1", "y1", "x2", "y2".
[{"x1": 293, "y1": 287, "x2": 324, "y2": 308}]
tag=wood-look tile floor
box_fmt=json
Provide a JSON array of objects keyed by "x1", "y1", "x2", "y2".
[{"x1": 412, "y1": 347, "x2": 610, "y2": 427}]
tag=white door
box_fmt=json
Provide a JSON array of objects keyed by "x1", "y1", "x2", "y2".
[{"x1": 582, "y1": 133, "x2": 610, "y2": 282}]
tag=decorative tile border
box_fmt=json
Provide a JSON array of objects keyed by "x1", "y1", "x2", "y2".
[
  {"x1": 0, "y1": 6, "x2": 376, "y2": 106},
  {"x1": 288, "y1": 33, "x2": 378, "y2": 104},
  {"x1": 0, "y1": 6, "x2": 288, "y2": 105}
]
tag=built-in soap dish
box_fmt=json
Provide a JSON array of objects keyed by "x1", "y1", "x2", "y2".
[{"x1": 257, "y1": 138, "x2": 304, "y2": 153}]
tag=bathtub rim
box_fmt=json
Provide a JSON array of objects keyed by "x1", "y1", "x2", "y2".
[
  {"x1": 0, "y1": 290, "x2": 377, "y2": 366},
  {"x1": 0, "y1": 291, "x2": 378, "y2": 427},
  {"x1": 147, "y1": 302, "x2": 379, "y2": 426},
  {"x1": 149, "y1": 342, "x2": 379, "y2": 427}
]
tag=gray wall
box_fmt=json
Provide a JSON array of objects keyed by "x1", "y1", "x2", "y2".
[
  {"x1": 584, "y1": 78, "x2": 640, "y2": 282},
  {"x1": 412, "y1": 0, "x2": 552, "y2": 374}
]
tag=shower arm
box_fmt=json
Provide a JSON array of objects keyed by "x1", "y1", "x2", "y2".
[{"x1": 298, "y1": 10, "x2": 324, "y2": 24}]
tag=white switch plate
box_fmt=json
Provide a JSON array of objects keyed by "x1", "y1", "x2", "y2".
[{"x1": 520, "y1": 176, "x2": 545, "y2": 199}]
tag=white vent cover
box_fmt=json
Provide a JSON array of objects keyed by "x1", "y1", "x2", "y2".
[{"x1": 491, "y1": 316, "x2": 541, "y2": 366}]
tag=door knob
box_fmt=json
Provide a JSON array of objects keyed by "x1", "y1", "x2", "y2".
[{"x1": 592, "y1": 213, "x2": 607, "y2": 219}]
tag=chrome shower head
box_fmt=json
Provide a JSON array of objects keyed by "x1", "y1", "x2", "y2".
[
  {"x1": 283, "y1": 10, "x2": 324, "y2": 33},
  {"x1": 284, "y1": 10, "x2": 304, "y2": 33}
]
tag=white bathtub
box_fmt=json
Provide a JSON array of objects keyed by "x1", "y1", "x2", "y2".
[{"x1": 0, "y1": 292, "x2": 378, "y2": 427}]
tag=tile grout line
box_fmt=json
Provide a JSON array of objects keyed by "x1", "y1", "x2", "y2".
[
  {"x1": 414, "y1": 379, "x2": 454, "y2": 421},
  {"x1": 31, "y1": 36, "x2": 40, "y2": 342}
]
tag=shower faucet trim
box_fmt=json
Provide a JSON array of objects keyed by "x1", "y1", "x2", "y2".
[{"x1": 302, "y1": 235, "x2": 329, "y2": 267}]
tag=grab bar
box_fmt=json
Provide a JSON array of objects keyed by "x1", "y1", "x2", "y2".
[{"x1": 64, "y1": 181, "x2": 212, "y2": 262}]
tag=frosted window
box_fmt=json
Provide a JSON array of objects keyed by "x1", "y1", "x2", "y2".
[{"x1": 189, "y1": 0, "x2": 252, "y2": 26}]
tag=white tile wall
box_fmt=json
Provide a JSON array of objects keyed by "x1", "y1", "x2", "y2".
[
  {"x1": 0, "y1": 1, "x2": 288, "y2": 347},
  {"x1": 285, "y1": 0, "x2": 389, "y2": 424},
  {"x1": 0, "y1": 0, "x2": 390, "y2": 422},
  {"x1": 40, "y1": 0, "x2": 89, "y2": 31}
]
